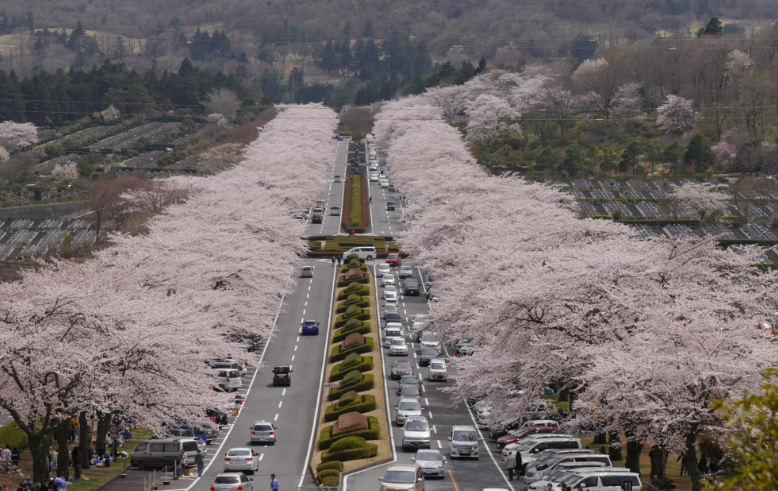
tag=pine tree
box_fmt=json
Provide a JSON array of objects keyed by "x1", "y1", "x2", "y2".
[
  {"x1": 343, "y1": 21, "x2": 352, "y2": 39},
  {"x1": 364, "y1": 21, "x2": 374, "y2": 38}
]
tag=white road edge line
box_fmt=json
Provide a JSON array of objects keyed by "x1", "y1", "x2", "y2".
[
  {"x1": 298, "y1": 263, "x2": 338, "y2": 488},
  {"x1": 464, "y1": 399, "x2": 516, "y2": 491},
  {"x1": 182, "y1": 272, "x2": 289, "y2": 491},
  {"x1": 343, "y1": 264, "x2": 398, "y2": 491}
]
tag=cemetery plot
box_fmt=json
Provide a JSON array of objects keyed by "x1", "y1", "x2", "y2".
[
  {"x1": 702, "y1": 224, "x2": 736, "y2": 239},
  {"x1": 36, "y1": 154, "x2": 82, "y2": 173},
  {"x1": 635, "y1": 201, "x2": 662, "y2": 218},
  {"x1": 39, "y1": 219, "x2": 62, "y2": 229},
  {"x1": 30, "y1": 126, "x2": 110, "y2": 155},
  {"x1": 89, "y1": 122, "x2": 180, "y2": 151},
  {"x1": 742, "y1": 223, "x2": 776, "y2": 240},
  {"x1": 629, "y1": 224, "x2": 655, "y2": 239},
  {"x1": 123, "y1": 150, "x2": 164, "y2": 168},
  {"x1": 603, "y1": 202, "x2": 633, "y2": 217},
  {"x1": 662, "y1": 224, "x2": 696, "y2": 238},
  {"x1": 10, "y1": 219, "x2": 34, "y2": 229}
]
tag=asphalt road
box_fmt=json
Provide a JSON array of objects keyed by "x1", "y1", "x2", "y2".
[{"x1": 305, "y1": 140, "x2": 348, "y2": 237}]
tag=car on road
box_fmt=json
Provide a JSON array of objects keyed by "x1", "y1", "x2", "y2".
[
  {"x1": 315, "y1": 200, "x2": 327, "y2": 210},
  {"x1": 399, "y1": 385, "x2": 422, "y2": 399},
  {"x1": 333, "y1": 175, "x2": 342, "y2": 183},
  {"x1": 342, "y1": 247, "x2": 376, "y2": 261},
  {"x1": 378, "y1": 263, "x2": 391, "y2": 275},
  {"x1": 385, "y1": 312, "x2": 402, "y2": 324},
  {"x1": 386, "y1": 253, "x2": 402, "y2": 266},
  {"x1": 402, "y1": 416, "x2": 431, "y2": 452},
  {"x1": 419, "y1": 348, "x2": 440, "y2": 367},
  {"x1": 398, "y1": 375, "x2": 423, "y2": 395},
  {"x1": 449, "y1": 426, "x2": 479, "y2": 459},
  {"x1": 370, "y1": 173, "x2": 379, "y2": 182},
  {"x1": 212, "y1": 472, "x2": 253, "y2": 491},
  {"x1": 380, "y1": 179, "x2": 389, "y2": 188},
  {"x1": 381, "y1": 273, "x2": 396, "y2": 286},
  {"x1": 223, "y1": 448, "x2": 258, "y2": 473},
  {"x1": 383, "y1": 285, "x2": 398, "y2": 299},
  {"x1": 272, "y1": 366, "x2": 292, "y2": 386},
  {"x1": 395, "y1": 397, "x2": 423, "y2": 426},
  {"x1": 300, "y1": 266, "x2": 313, "y2": 278},
  {"x1": 385, "y1": 334, "x2": 404, "y2": 349},
  {"x1": 420, "y1": 332, "x2": 441, "y2": 352},
  {"x1": 390, "y1": 338, "x2": 409, "y2": 356},
  {"x1": 379, "y1": 465, "x2": 425, "y2": 491},
  {"x1": 301, "y1": 319, "x2": 319, "y2": 335},
  {"x1": 387, "y1": 201, "x2": 396, "y2": 211},
  {"x1": 412, "y1": 315, "x2": 428, "y2": 332},
  {"x1": 311, "y1": 213, "x2": 323, "y2": 224},
  {"x1": 249, "y1": 421, "x2": 276, "y2": 445},
  {"x1": 404, "y1": 280, "x2": 420, "y2": 296},
  {"x1": 385, "y1": 290, "x2": 398, "y2": 303},
  {"x1": 391, "y1": 360, "x2": 414, "y2": 379},
  {"x1": 388, "y1": 184, "x2": 397, "y2": 192},
  {"x1": 330, "y1": 206, "x2": 341, "y2": 216},
  {"x1": 369, "y1": 163, "x2": 379, "y2": 171},
  {"x1": 384, "y1": 303, "x2": 399, "y2": 318},
  {"x1": 398, "y1": 266, "x2": 413, "y2": 278},
  {"x1": 413, "y1": 449, "x2": 446, "y2": 478},
  {"x1": 428, "y1": 359, "x2": 447, "y2": 381}
]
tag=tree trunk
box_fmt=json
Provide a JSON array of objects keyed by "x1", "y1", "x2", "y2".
[
  {"x1": 625, "y1": 440, "x2": 644, "y2": 474},
  {"x1": 28, "y1": 434, "x2": 52, "y2": 484},
  {"x1": 57, "y1": 422, "x2": 70, "y2": 480},
  {"x1": 594, "y1": 432, "x2": 607, "y2": 444},
  {"x1": 608, "y1": 431, "x2": 623, "y2": 461},
  {"x1": 96, "y1": 413, "x2": 109, "y2": 456},
  {"x1": 684, "y1": 426, "x2": 703, "y2": 491},
  {"x1": 79, "y1": 412, "x2": 92, "y2": 469},
  {"x1": 650, "y1": 445, "x2": 668, "y2": 482}
]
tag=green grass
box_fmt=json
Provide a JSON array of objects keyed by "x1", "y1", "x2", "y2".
[{"x1": 68, "y1": 427, "x2": 154, "y2": 491}]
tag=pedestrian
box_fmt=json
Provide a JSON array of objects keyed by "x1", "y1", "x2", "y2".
[
  {"x1": 369, "y1": 196, "x2": 372, "y2": 204},
  {"x1": 337, "y1": 255, "x2": 341, "y2": 266},
  {"x1": 270, "y1": 473, "x2": 279, "y2": 491},
  {"x1": 1, "y1": 446, "x2": 11, "y2": 472},
  {"x1": 52, "y1": 477, "x2": 66, "y2": 491},
  {"x1": 504, "y1": 451, "x2": 516, "y2": 481},
  {"x1": 546, "y1": 484, "x2": 553, "y2": 491},
  {"x1": 71, "y1": 447, "x2": 79, "y2": 469},
  {"x1": 10, "y1": 448, "x2": 20, "y2": 468},
  {"x1": 332, "y1": 255, "x2": 336, "y2": 266},
  {"x1": 194, "y1": 450, "x2": 204, "y2": 476},
  {"x1": 176, "y1": 448, "x2": 185, "y2": 477},
  {"x1": 515, "y1": 448, "x2": 523, "y2": 476},
  {"x1": 677, "y1": 453, "x2": 687, "y2": 476},
  {"x1": 598, "y1": 447, "x2": 607, "y2": 455},
  {"x1": 698, "y1": 455, "x2": 709, "y2": 474}
]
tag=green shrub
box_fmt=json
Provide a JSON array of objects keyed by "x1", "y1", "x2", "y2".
[
  {"x1": 348, "y1": 258, "x2": 361, "y2": 269},
  {"x1": 337, "y1": 285, "x2": 370, "y2": 300},
  {"x1": 338, "y1": 391, "x2": 359, "y2": 407},
  {"x1": 336, "y1": 298, "x2": 370, "y2": 313},
  {"x1": 328, "y1": 374, "x2": 375, "y2": 400},
  {"x1": 346, "y1": 254, "x2": 360, "y2": 262},
  {"x1": 319, "y1": 417, "x2": 380, "y2": 450},
  {"x1": 330, "y1": 356, "x2": 373, "y2": 382},
  {"x1": 337, "y1": 275, "x2": 370, "y2": 287},
  {"x1": 330, "y1": 436, "x2": 367, "y2": 453},
  {"x1": 330, "y1": 336, "x2": 374, "y2": 362},
  {"x1": 334, "y1": 309, "x2": 370, "y2": 328},
  {"x1": 321, "y1": 476, "x2": 340, "y2": 486},
  {"x1": 316, "y1": 461, "x2": 344, "y2": 473},
  {"x1": 318, "y1": 469, "x2": 340, "y2": 481},
  {"x1": 322, "y1": 441, "x2": 378, "y2": 463},
  {"x1": 324, "y1": 395, "x2": 378, "y2": 422},
  {"x1": 332, "y1": 323, "x2": 372, "y2": 343},
  {"x1": 0, "y1": 423, "x2": 28, "y2": 449},
  {"x1": 340, "y1": 370, "x2": 363, "y2": 388},
  {"x1": 342, "y1": 353, "x2": 362, "y2": 370},
  {"x1": 343, "y1": 294, "x2": 361, "y2": 306}
]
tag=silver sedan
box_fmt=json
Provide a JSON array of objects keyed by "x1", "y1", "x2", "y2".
[{"x1": 223, "y1": 448, "x2": 258, "y2": 474}]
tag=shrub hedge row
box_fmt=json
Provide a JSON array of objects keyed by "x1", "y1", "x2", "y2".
[
  {"x1": 316, "y1": 461, "x2": 344, "y2": 473},
  {"x1": 341, "y1": 175, "x2": 370, "y2": 233},
  {"x1": 329, "y1": 336, "x2": 374, "y2": 362},
  {"x1": 318, "y1": 469, "x2": 340, "y2": 481},
  {"x1": 321, "y1": 476, "x2": 340, "y2": 487},
  {"x1": 319, "y1": 416, "x2": 380, "y2": 450},
  {"x1": 337, "y1": 284, "x2": 370, "y2": 300},
  {"x1": 321, "y1": 438, "x2": 378, "y2": 463},
  {"x1": 336, "y1": 298, "x2": 370, "y2": 313},
  {"x1": 337, "y1": 275, "x2": 370, "y2": 287},
  {"x1": 333, "y1": 323, "x2": 371, "y2": 343},
  {"x1": 329, "y1": 356, "x2": 374, "y2": 382},
  {"x1": 328, "y1": 374, "x2": 375, "y2": 400},
  {"x1": 324, "y1": 395, "x2": 377, "y2": 422},
  {"x1": 349, "y1": 176, "x2": 362, "y2": 228},
  {"x1": 334, "y1": 309, "x2": 371, "y2": 328}
]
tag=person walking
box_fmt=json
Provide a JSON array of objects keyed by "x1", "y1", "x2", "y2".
[
  {"x1": 515, "y1": 449, "x2": 523, "y2": 477},
  {"x1": 332, "y1": 255, "x2": 336, "y2": 266},
  {"x1": 10, "y1": 448, "x2": 20, "y2": 469},
  {"x1": 698, "y1": 455, "x2": 709, "y2": 475},
  {"x1": 195, "y1": 450, "x2": 204, "y2": 477},
  {"x1": 270, "y1": 473, "x2": 279, "y2": 491},
  {"x1": 337, "y1": 255, "x2": 341, "y2": 267},
  {"x1": 369, "y1": 196, "x2": 372, "y2": 204},
  {"x1": 677, "y1": 453, "x2": 687, "y2": 476},
  {"x1": 504, "y1": 452, "x2": 516, "y2": 481},
  {"x1": 1, "y1": 446, "x2": 11, "y2": 472}
]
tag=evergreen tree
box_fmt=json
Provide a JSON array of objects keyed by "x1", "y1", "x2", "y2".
[
  {"x1": 320, "y1": 41, "x2": 338, "y2": 73},
  {"x1": 343, "y1": 21, "x2": 352, "y2": 38},
  {"x1": 559, "y1": 147, "x2": 584, "y2": 176},
  {"x1": 571, "y1": 33, "x2": 598, "y2": 65},
  {"x1": 364, "y1": 21, "x2": 374, "y2": 38},
  {"x1": 620, "y1": 141, "x2": 642, "y2": 175},
  {"x1": 684, "y1": 133, "x2": 716, "y2": 169},
  {"x1": 698, "y1": 16, "x2": 723, "y2": 36}
]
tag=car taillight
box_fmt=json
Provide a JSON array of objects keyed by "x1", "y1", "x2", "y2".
[
  {"x1": 224, "y1": 458, "x2": 231, "y2": 461},
  {"x1": 226, "y1": 377, "x2": 230, "y2": 382},
  {"x1": 245, "y1": 458, "x2": 252, "y2": 461},
  {"x1": 238, "y1": 485, "x2": 243, "y2": 490},
  {"x1": 211, "y1": 486, "x2": 215, "y2": 491},
  {"x1": 270, "y1": 432, "x2": 275, "y2": 435},
  {"x1": 251, "y1": 432, "x2": 255, "y2": 435}
]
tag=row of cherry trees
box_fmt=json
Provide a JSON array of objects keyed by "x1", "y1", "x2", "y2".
[
  {"x1": 375, "y1": 96, "x2": 777, "y2": 491},
  {"x1": 0, "y1": 104, "x2": 337, "y2": 482}
]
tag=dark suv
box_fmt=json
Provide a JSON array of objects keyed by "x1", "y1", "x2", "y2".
[
  {"x1": 272, "y1": 366, "x2": 292, "y2": 386},
  {"x1": 404, "y1": 280, "x2": 420, "y2": 296}
]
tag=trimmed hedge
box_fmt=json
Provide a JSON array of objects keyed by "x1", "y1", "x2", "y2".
[
  {"x1": 328, "y1": 374, "x2": 375, "y2": 400},
  {"x1": 337, "y1": 285, "x2": 370, "y2": 300},
  {"x1": 340, "y1": 370, "x2": 363, "y2": 388},
  {"x1": 318, "y1": 469, "x2": 340, "y2": 481},
  {"x1": 337, "y1": 391, "x2": 358, "y2": 407},
  {"x1": 316, "y1": 461, "x2": 344, "y2": 473},
  {"x1": 324, "y1": 395, "x2": 377, "y2": 422},
  {"x1": 333, "y1": 323, "x2": 371, "y2": 343},
  {"x1": 342, "y1": 293, "x2": 363, "y2": 307},
  {"x1": 322, "y1": 441, "x2": 378, "y2": 463},
  {"x1": 330, "y1": 356, "x2": 374, "y2": 382},
  {"x1": 337, "y1": 275, "x2": 370, "y2": 287},
  {"x1": 321, "y1": 476, "x2": 340, "y2": 487},
  {"x1": 336, "y1": 298, "x2": 370, "y2": 313},
  {"x1": 339, "y1": 262, "x2": 369, "y2": 273},
  {"x1": 342, "y1": 353, "x2": 362, "y2": 370},
  {"x1": 334, "y1": 309, "x2": 370, "y2": 328},
  {"x1": 342, "y1": 176, "x2": 371, "y2": 233},
  {"x1": 330, "y1": 336, "x2": 374, "y2": 362},
  {"x1": 319, "y1": 416, "x2": 380, "y2": 450}
]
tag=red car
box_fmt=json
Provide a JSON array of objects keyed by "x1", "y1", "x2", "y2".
[
  {"x1": 496, "y1": 426, "x2": 560, "y2": 449},
  {"x1": 386, "y1": 253, "x2": 402, "y2": 267},
  {"x1": 312, "y1": 213, "x2": 323, "y2": 224}
]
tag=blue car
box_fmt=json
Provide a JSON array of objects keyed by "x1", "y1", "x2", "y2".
[
  {"x1": 302, "y1": 319, "x2": 319, "y2": 335},
  {"x1": 272, "y1": 366, "x2": 292, "y2": 386}
]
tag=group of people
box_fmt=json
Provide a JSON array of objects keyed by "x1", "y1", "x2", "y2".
[
  {"x1": 1, "y1": 446, "x2": 21, "y2": 473},
  {"x1": 11, "y1": 476, "x2": 68, "y2": 491},
  {"x1": 331, "y1": 255, "x2": 342, "y2": 267}
]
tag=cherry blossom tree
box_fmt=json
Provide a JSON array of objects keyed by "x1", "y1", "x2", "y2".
[
  {"x1": 204, "y1": 88, "x2": 242, "y2": 121},
  {"x1": 0, "y1": 146, "x2": 9, "y2": 162},
  {"x1": 726, "y1": 50, "x2": 754, "y2": 79},
  {"x1": 426, "y1": 86, "x2": 468, "y2": 124},
  {"x1": 464, "y1": 94, "x2": 521, "y2": 147},
  {"x1": 611, "y1": 82, "x2": 643, "y2": 118},
  {"x1": 100, "y1": 105, "x2": 120, "y2": 122},
  {"x1": 712, "y1": 141, "x2": 737, "y2": 163},
  {"x1": 667, "y1": 182, "x2": 730, "y2": 222},
  {"x1": 51, "y1": 162, "x2": 79, "y2": 182},
  {"x1": 656, "y1": 95, "x2": 700, "y2": 132},
  {"x1": 0, "y1": 122, "x2": 38, "y2": 151}
]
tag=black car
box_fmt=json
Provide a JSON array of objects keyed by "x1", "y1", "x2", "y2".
[
  {"x1": 272, "y1": 366, "x2": 292, "y2": 386},
  {"x1": 404, "y1": 280, "x2": 420, "y2": 296},
  {"x1": 207, "y1": 408, "x2": 229, "y2": 426},
  {"x1": 388, "y1": 185, "x2": 396, "y2": 192},
  {"x1": 419, "y1": 347, "x2": 440, "y2": 367},
  {"x1": 385, "y1": 312, "x2": 402, "y2": 324},
  {"x1": 387, "y1": 201, "x2": 396, "y2": 211},
  {"x1": 391, "y1": 360, "x2": 414, "y2": 379}
]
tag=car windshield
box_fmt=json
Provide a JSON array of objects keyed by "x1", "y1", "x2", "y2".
[
  {"x1": 430, "y1": 362, "x2": 445, "y2": 370},
  {"x1": 401, "y1": 388, "x2": 419, "y2": 396},
  {"x1": 395, "y1": 361, "x2": 411, "y2": 369},
  {"x1": 385, "y1": 305, "x2": 398, "y2": 312},
  {"x1": 273, "y1": 367, "x2": 289, "y2": 374},
  {"x1": 406, "y1": 421, "x2": 428, "y2": 431},
  {"x1": 385, "y1": 286, "x2": 397, "y2": 292},
  {"x1": 399, "y1": 401, "x2": 421, "y2": 411},
  {"x1": 214, "y1": 477, "x2": 239, "y2": 484},
  {"x1": 401, "y1": 377, "x2": 418, "y2": 384},
  {"x1": 406, "y1": 280, "x2": 418, "y2": 286},
  {"x1": 391, "y1": 339, "x2": 405, "y2": 346},
  {"x1": 253, "y1": 425, "x2": 272, "y2": 431},
  {"x1": 386, "y1": 313, "x2": 401, "y2": 321},
  {"x1": 384, "y1": 471, "x2": 415, "y2": 484},
  {"x1": 417, "y1": 451, "x2": 442, "y2": 461},
  {"x1": 228, "y1": 450, "x2": 250, "y2": 456},
  {"x1": 453, "y1": 431, "x2": 477, "y2": 442},
  {"x1": 383, "y1": 274, "x2": 393, "y2": 280},
  {"x1": 303, "y1": 320, "x2": 317, "y2": 326},
  {"x1": 422, "y1": 333, "x2": 439, "y2": 343}
]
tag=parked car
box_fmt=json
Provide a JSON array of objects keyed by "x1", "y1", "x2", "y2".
[
  {"x1": 428, "y1": 359, "x2": 447, "y2": 381},
  {"x1": 398, "y1": 266, "x2": 413, "y2": 278},
  {"x1": 420, "y1": 332, "x2": 441, "y2": 352},
  {"x1": 131, "y1": 438, "x2": 198, "y2": 469},
  {"x1": 396, "y1": 398, "x2": 423, "y2": 426},
  {"x1": 213, "y1": 369, "x2": 242, "y2": 390},
  {"x1": 272, "y1": 366, "x2": 292, "y2": 386},
  {"x1": 412, "y1": 315, "x2": 428, "y2": 331},
  {"x1": 413, "y1": 449, "x2": 446, "y2": 478},
  {"x1": 497, "y1": 427, "x2": 562, "y2": 449},
  {"x1": 249, "y1": 421, "x2": 276, "y2": 445},
  {"x1": 207, "y1": 408, "x2": 228, "y2": 426},
  {"x1": 223, "y1": 448, "x2": 258, "y2": 473},
  {"x1": 404, "y1": 280, "x2": 420, "y2": 296},
  {"x1": 379, "y1": 465, "x2": 425, "y2": 491},
  {"x1": 386, "y1": 253, "x2": 402, "y2": 266},
  {"x1": 402, "y1": 416, "x2": 431, "y2": 452},
  {"x1": 212, "y1": 472, "x2": 253, "y2": 491},
  {"x1": 300, "y1": 266, "x2": 313, "y2": 278},
  {"x1": 391, "y1": 360, "x2": 414, "y2": 379}
]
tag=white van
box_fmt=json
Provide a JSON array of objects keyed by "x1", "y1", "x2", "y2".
[
  {"x1": 213, "y1": 369, "x2": 242, "y2": 390},
  {"x1": 131, "y1": 438, "x2": 199, "y2": 469},
  {"x1": 449, "y1": 425, "x2": 479, "y2": 459},
  {"x1": 385, "y1": 325, "x2": 403, "y2": 339},
  {"x1": 342, "y1": 247, "x2": 376, "y2": 261},
  {"x1": 369, "y1": 150, "x2": 377, "y2": 159},
  {"x1": 559, "y1": 468, "x2": 641, "y2": 490}
]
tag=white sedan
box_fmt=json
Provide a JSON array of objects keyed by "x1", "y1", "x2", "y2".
[
  {"x1": 390, "y1": 338, "x2": 409, "y2": 356},
  {"x1": 370, "y1": 173, "x2": 379, "y2": 182},
  {"x1": 223, "y1": 448, "x2": 258, "y2": 474},
  {"x1": 383, "y1": 285, "x2": 398, "y2": 299},
  {"x1": 378, "y1": 264, "x2": 392, "y2": 275},
  {"x1": 382, "y1": 274, "x2": 396, "y2": 287},
  {"x1": 385, "y1": 290, "x2": 398, "y2": 303}
]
